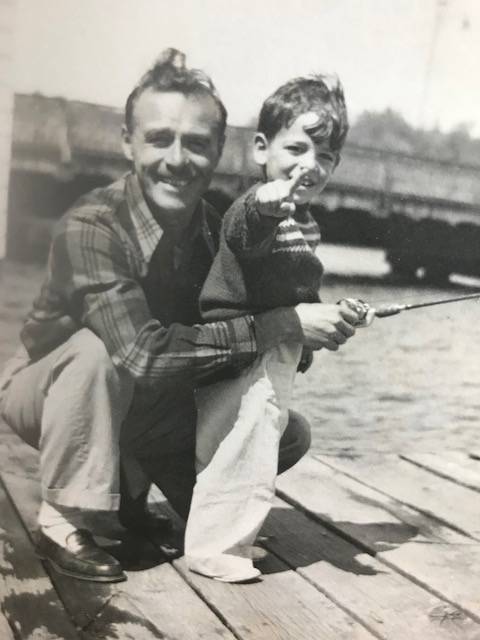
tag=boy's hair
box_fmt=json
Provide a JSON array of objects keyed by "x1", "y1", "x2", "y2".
[
  {"x1": 257, "y1": 74, "x2": 348, "y2": 152},
  {"x1": 124, "y1": 47, "x2": 227, "y2": 143}
]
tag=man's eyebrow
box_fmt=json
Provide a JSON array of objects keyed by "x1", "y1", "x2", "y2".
[
  {"x1": 183, "y1": 132, "x2": 211, "y2": 140},
  {"x1": 144, "y1": 127, "x2": 173, "y2": 138},
  {"x1": 143, "y1": 128, "x2": 211, "y2": 140}
]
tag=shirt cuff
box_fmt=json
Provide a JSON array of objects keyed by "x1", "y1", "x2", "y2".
[
  {"x1": 253, "y1": 307, "x2": 304, "y2": 353},
  {"x1": 225, "y1": 314, "x2": 257, "y2": 359}
]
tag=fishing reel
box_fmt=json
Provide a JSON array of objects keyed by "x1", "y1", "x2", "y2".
[{"x1": 337, "y1": 298, "x2": 375, "y2": 327}]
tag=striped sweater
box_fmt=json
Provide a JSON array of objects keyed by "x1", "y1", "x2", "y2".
[{"x1": 200, "y1": 183, "x2": 323, "y2": 320}]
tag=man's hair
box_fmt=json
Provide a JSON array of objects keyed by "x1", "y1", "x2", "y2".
[
  {"x1": 257, "y1": 74, "x2": 349, "y2": 152},
  {"x1": 124, "y1": 48, "x2": 227, "y2": 142}
]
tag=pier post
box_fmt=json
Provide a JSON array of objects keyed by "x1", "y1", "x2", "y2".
[{"x1": 0, "y1": 0, "x2": 16, "y2": 263}]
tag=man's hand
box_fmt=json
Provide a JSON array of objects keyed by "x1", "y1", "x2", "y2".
[
  {"x1": 294, "y1": 302, "x2": 359, "y2": 351},
  {"x1": 255, "y1": 167, "x2": 310, "y2": 218}
]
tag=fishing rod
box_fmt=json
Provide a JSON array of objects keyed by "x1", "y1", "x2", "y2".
[
  {"x1": 374, "y1": 291, "x2": 480, "y2": 318},
  {"x1": 341, "y1": 292, "x2": 480, "y2": 324}
]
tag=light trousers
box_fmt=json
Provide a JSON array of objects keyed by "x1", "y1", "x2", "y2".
[
  {"x1": 185, "y1": 342, "x2": 302, "y2": 573},
  {"x1": 0, "y1": 331, "x2": 311, "y2": 524},
  {"x1": 0, "y1": 330, "x2": 133, "y2": 509},
  {"x1": 0, "y1": 329, "x2": 197, "y2": 516}
]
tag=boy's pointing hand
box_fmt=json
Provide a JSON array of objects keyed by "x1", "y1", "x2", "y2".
[{"x1": 255, "y1": 167, "x2": 309, "y2": 218}]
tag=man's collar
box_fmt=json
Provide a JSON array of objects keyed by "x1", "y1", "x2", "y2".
[
  {"x1": 125, "y1": 173, "x2": 213, "y2": 264},
  {"x1": 125, "y1": 174, "x2": 164, "y2": 264}
]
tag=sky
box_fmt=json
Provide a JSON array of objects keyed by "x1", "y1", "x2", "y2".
[{"x1": 11, "y1": 0, "x2": 480, "y2": 134}]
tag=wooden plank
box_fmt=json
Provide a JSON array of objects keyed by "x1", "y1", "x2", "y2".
[
  {"x1": 262, "y1": 496, "x2": 480, "y2": 640},
  {"x1": 276, "y1": 456, "x2": 480, "y2": 621},
  {"x1": 314, "y1": 454, "x2": 480, "y2": 539},
  {"x1": 174, "y1": 556, "x2": 376, "y2": 640},
  {"x1": 0, "y1": 477, "x2": 80, "y2": 639},
  {"x1": 401, "y1": 452, "x2": 480, "y2": 492},
  {"x1": 0, "y1": 428, "x2": 237, "y2": 640},
  {"x1": 0, "y1": 470, "x2": 117, "y2": 631},
  {"x1": 1, "y1": 423, "x2": 375, "y2": 639},
  {"x1": 0, "y1": 418, "x2": 40, "y2": 477},
  {"x1": 149, "y1": 501, "x2": 377, "y2": 639},
  {"x1": 124, "y1": 562, "x2": 235, "y2": 640},
  {"x1": 80, "y1": 592, "x2": 185, "y2": 640}
]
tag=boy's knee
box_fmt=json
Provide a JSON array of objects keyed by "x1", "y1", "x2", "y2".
[
  {"x1": 278, "y1": 410, "x2": 311, "y2": 474},
  {"x1": 287, "y1": 410, "x2": 312, "y2": 455}
]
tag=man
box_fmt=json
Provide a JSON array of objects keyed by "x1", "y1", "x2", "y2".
[{"x1": 0, "y1": 49, "x2": 359, "y2": 583}]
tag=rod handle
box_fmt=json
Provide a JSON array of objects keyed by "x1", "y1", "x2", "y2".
[{"x1": 374, "y1": 304, "x2": 404, "y2": 318}]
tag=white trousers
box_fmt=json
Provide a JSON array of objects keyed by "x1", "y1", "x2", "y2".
[{"x1": 185, "y1": 342, "x2": 302, "y2": 576}]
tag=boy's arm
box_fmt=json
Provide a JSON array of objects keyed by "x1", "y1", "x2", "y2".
[
  {"x1": 222, "y1": 187, "x2": 281, "y2": 259},
  {"x1": 223, "y1": 169, "x2": 309, "y2": 259},
  {"x1": 255, "y1": 168, "x2": 309, "y2": 218}
]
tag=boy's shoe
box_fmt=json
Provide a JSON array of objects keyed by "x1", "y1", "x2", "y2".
[
  {"x1": 212, "y1": 567, "x2": 262, "y2": 583},
  {"x1": 35, "y1": 529, "x2": 126, "y2": 583},
  {"x1": 186, "y1": 553, "x2": 262, "y2": 583},
  {"x1": 189, "y1": 564, "x2": 262, "y2": 584}
]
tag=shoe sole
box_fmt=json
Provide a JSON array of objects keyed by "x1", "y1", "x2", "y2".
[
  {"x1": 188, "y1": 566, "x2": 262, "y2": 584},
  {"x1": 36, "y1": 551, "x2": 127, "y2": 583},
  {"x1": 213, "y1": 573, "x2": 262, "y2": 584}
]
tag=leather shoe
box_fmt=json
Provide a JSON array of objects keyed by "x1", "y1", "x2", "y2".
[
  {"x1": 36, "y1": 529, "x2": 126, "y2": 583},
  {"x1": 118, "y1": 508, "x2": 172, "y2": 535}
]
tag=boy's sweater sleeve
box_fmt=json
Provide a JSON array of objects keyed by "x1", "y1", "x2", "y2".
[{"x1": 223, "y1": 185, "x2": 285, "y2": 259}]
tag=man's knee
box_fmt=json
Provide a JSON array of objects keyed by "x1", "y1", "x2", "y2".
[
  {"x1": 62, "y1": 329, "x2": 134, "y2": 418},
  {"x1": 278, "y1": 410, "x2": 312, "y2": 474}
]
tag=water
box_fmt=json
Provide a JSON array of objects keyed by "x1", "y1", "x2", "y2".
[
  {"x1": 2, "y1": 249, "x2": 479, "y2": 455},
  {"x1": 292, "y1": 245, "x2": 480, "y2": 454}
]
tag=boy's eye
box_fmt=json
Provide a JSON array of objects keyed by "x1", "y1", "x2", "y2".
[
  {"x1": 285, "y1": 145, "x2": 304, "y2": 154},
  {"x1": 317, "y1": 152, "x2": 335, "y2": 164}
]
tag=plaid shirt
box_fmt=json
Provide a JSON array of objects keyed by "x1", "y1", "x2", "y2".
[{"x1": 20, "y1": 174, "x2": 302, "y2": 388}]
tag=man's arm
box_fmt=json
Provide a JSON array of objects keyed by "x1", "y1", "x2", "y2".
[{"x1": 44, "y1": 215, "x2": 304, "y2": 388}]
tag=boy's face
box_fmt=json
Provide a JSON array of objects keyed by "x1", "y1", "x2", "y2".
[{"x1": 255, "y1": 112, "x2": 338, "y2": 205}]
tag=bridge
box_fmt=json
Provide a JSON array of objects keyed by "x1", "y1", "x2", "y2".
[{"x1": 8, "y1": 94, "x2": 480, "y2": 277}]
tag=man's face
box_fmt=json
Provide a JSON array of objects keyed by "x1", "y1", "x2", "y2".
[
  {"x1": 122, "y1": 89, "x2": 223, "y2": 231},
  {"x1": 256, "y1": 112, "x2": 338, "y2": 205}
]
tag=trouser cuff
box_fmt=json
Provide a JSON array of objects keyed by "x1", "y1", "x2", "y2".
[{"x1": 42, "y1": 487, "x2": 120, "y2": 511}]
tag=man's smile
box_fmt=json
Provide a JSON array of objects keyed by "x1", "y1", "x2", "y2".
[{"x1": 156, "y1": 175, "x2": 192, "y2": 189}]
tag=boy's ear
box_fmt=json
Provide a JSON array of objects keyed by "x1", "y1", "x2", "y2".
[
  {"x1": 121, "y1": 124, "x2": 134, "y2": 161},
  {"x1": 333, "y1": 153, "x2": 341, "y2": 171},
  {"x1": 253, "y1": 133, "x2": 269, "y2": 166}
]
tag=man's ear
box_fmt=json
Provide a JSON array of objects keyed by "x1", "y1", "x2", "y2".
[
  {"x1": 253, "y1": 133, "x2": 268, "y2": 166},
  {"x1": 214, "y1": 131, "x2": 226, "y2": 165},
  {"x1": 121, "y1": 124, "x2": 134, "y2": 161},
  {"x1": 333, "y1": 153, "x2": 341, "y2": 171}
]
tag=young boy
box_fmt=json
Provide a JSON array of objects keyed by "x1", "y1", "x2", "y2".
[{"x1": 185, "y1": 74, "x2": 356, "y2": 582}]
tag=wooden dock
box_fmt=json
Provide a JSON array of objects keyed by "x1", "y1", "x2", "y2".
[{"x1": 1, "y1": 417, "x2": 480, "y2": 639}]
